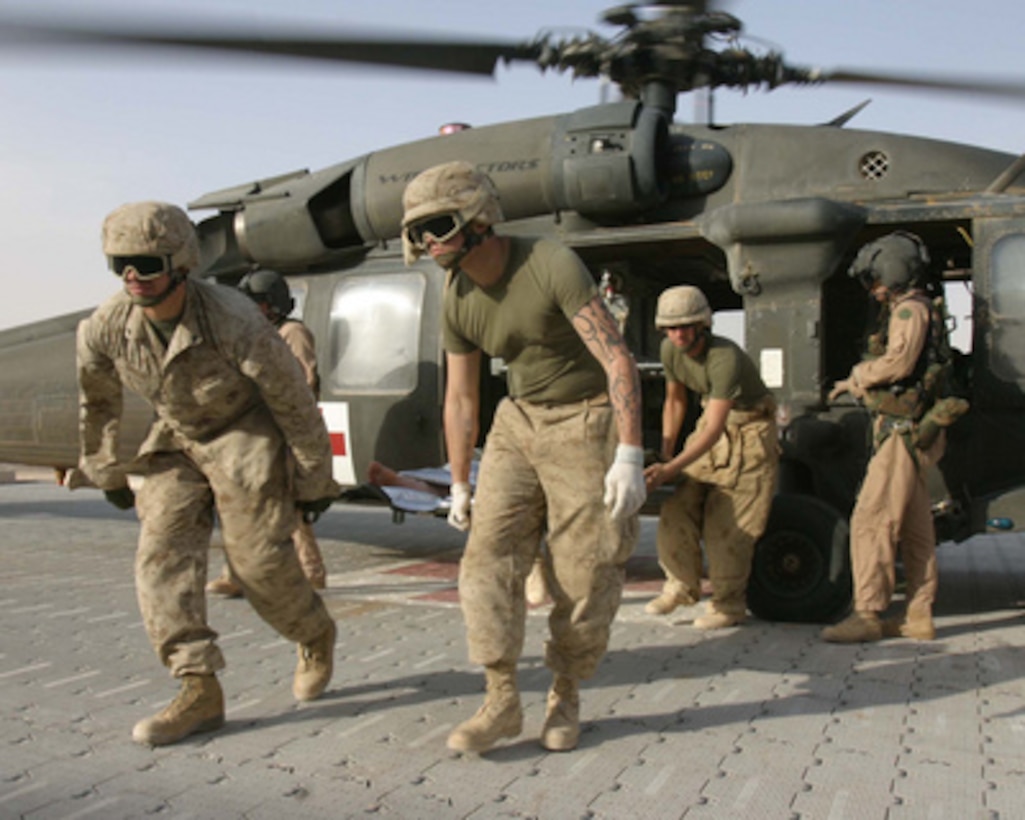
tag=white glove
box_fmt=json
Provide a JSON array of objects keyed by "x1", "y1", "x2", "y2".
[
  {"x1": 447, "y1": 481, "x2": 472, "y2": 532},
  {"x1": 603, "y1": 444, "x2": 646, "y2": 520}
]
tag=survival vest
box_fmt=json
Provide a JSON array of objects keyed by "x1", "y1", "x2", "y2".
[{"x1": 861, "y1": 291, "x2": 953, "y2": 421}]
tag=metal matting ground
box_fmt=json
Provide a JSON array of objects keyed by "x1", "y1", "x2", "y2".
[{"x1": 1, "y1": 477, "x2": 1024, "y2": 819}]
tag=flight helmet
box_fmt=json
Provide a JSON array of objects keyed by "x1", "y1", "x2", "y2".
[
  {"x1": 848, "y1": 231, "x2": 930, "y2": 292},
  {"x1": 238, "y1": 270, "x2": 294, "y2": 321}
]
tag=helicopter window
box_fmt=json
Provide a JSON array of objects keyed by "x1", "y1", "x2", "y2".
[
  {"x1": 714, "y1": 309, "x2": 745, "y2": 348},
  {"x1": 326, "y1": 272, "x2": 425, "y2": 394},
  {"x1": 989, "y1": 234, "x2": 1025, "y2": 382},
  {"x1": 289, "y1": 280, "x2": 307, "y2": 320}
]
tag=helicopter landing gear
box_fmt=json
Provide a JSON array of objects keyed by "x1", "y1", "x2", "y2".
[{"x1": 747, "y1": 494, "x2": 852, "y2": 624}]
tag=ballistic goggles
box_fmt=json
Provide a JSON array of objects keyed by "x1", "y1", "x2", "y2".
[
  {"x1": 661, "y1": 322, "x2": 703, "y2": 333},
  {"x1": 109, "y1": 255, "x2": 172, "y2": 281},
  {"x1": 404, "y1": 212, "x2": 465, "y2": 249}
]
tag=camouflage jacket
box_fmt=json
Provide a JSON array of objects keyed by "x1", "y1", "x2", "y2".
[{"x1": 76, "y1": 279, "x2": 339, "y2": 501}]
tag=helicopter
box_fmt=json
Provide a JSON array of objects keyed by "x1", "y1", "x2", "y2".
[{"x1": 2, "y1": 0, "x2": 1025, "y2": 624}]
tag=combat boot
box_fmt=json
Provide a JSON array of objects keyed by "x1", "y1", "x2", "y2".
[
  {"x1": 821, "y1": 611, "x2": 883, "y2": 643},
  {"x1": 882, "y1": 600, "x2": 936, "y2": 640},
  {"x1": 205, "y1": 569, "x2": 243, "y2": 599},
  {"x1": 644, "y1": 590, "x2": 695, "y2": 616},
  {"x1": 882, "y1": 615, "x2": 936, "y2": 640},
  {"x1": 447, "y1": 662, "x2": 522, "y2": 753},
  {"x1": 293, "y1": 620, "x2": 336, "y2": 701},
  {"x1": 540, "y1": 674, "x2": 580, "y2": 752},
  {"x1": 132, "y1": 674, "x2": 224, "y2": 746},
  {"x1": 693, "y1": 601, "x2": 745, "y2": 630}
]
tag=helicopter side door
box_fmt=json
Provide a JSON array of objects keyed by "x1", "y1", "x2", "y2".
[
  {"x1": 301, "y1": 261, "x2": 447, "y2": 488},
  {"x1": 957, "y1": 218, "x2": 1025, "y2": 531}
]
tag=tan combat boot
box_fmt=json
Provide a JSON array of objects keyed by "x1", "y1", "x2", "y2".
[
  {"x1": 205, "y1": 568, "x2": 243, "y2": 599},
  {"x1": 644, "y1": 590, "x2": 695, "y2": 616},
  {"x1": 882, "y1": 615, "x2": 936, "y2": 640},
  {"x1": 821, "y1": 611, "x2": 883, "y2": 643},
  {"x1": 693, "y1": 601, "x2": 746, "y2": 630},
  {"x1": 132, "y1": 674, "x2": 224, "y2": 746},
  {"x1": 293, "y1": 620, "x2": 336, "y2": 701},
  {"x1": 882, "y1": 601, "x2": 936, "y2": 640},
  {"x1": 540, "y1": 674, "x2": 580, "y2": 752},
  {"x1": 447, "y1": 662, "x2": 522, "y2": 753}
]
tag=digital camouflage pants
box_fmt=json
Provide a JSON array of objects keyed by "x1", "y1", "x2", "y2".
[
  {"x1": 134, "y1": 450, "x2": 333, "y2": 677},
  {"x1": 459, "y1": 395, "x2": 639, "y2": 680}
]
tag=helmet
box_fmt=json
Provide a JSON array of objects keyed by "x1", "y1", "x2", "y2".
[
  {"x1": 655, "y1": 285, "x2": 712, "y2": 328},
  {"x1": 238, "y1": 270, "x2": 294, "y2": 319},
  {"x1": 401, "y1": 161, "x2": 504, "y2": 265},
  {"x1": 102, "y1": 201, "x2": 199, "y2": 273},
  {"x1": 848, "y1": 231, "x2": 930, "y2": 291}
]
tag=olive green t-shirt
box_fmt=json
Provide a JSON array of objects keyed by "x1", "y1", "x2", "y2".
[
  {"x1": 661, "y1": 334, "x2": 769, "y2": 409},
  {"x1": 443, "y1": 237, "x2": 605, "y2": 403}
]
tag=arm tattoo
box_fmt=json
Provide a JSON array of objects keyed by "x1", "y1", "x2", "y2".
[
  {"x1": 572, "y1": 297, "x2": 625, "y2": 366},
  {"x1": 573, "y1": 296, "x2": 642, "y2": 442}
]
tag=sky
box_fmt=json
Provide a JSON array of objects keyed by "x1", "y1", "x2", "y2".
[{"x1": 1, "y1": 0, "x2": 1024, "y2": 332}]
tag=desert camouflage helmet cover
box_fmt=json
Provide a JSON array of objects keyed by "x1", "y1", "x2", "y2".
[
  {"x1": 655, "y1": 285, "x2": 712, "y2": 328},
  {"x1": 400, "y1": 161, "x2": 504, "y2": 265},
  {"x1": 848, "y1": 231, "x2": 929, "y2": 291},
  {"x1": 102, "y1": 201, "x2": 200, "y2": 272}
]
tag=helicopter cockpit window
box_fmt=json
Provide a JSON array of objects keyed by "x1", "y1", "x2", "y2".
[
  {"x1": 327, "y1": 272, "x2": 425, "y2": 394},
  {"x1": 989, "y1": 234, "x2": 1025, "y2": 383}
]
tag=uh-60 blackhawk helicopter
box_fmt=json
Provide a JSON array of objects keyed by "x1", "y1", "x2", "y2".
[{"x1": 1, "y1": 1, "x2": 1024, "y2": 623}]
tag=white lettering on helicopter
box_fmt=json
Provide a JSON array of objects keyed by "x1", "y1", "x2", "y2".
[{"x1": 319, "y1": 401, "x2": 356, "y2": 486}]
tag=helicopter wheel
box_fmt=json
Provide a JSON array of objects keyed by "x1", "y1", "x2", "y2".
[{"x1": 747, "y1": 493, "x2": 852, "y2": 624}]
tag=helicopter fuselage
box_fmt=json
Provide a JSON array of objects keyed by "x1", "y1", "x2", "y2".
[{"x1": 3, "y1": 109, "x2": 1024, "y2": 621}]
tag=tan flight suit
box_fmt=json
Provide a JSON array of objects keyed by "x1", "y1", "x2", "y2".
[
  {"x1": 274, "y1": 319, "x2": 326, "y2": 585},
  {"x1": 655, "y1": 336, "x2": 778, "y2": 618},
  {"x1": 77, "y1": 280, "x2": 338, "y2": 677},
  {"x1": 445, "y1": 237, "x2": 639, "y2": 680},
  {"x1": 847, "y1": 291, "x2": 944, "y2": 618}
]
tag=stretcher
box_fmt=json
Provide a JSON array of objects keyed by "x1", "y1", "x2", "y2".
[{"x1": 340, "y1": 462, "x2": 479, "y2": 523}]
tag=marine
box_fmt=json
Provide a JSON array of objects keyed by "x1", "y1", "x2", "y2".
[
  {"x1": 76, "y1": 201, "x2": 339, "y2": 745},
  {"x1": 402, "y1": 161, "x2": 646, "y2": 753}
]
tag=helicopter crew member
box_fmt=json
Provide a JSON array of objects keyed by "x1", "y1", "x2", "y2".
[
  {"x1": 402, "y1": 161, "x2": 646, "y2": 754},
  {"x1": 643, "y1": 286, "x2": 779, "y2": 628},
  {"x1": 76, "y1": 202, "x2": 339, "y2": 746},
  {"x1": 207, "y1": 269, "x2": 328, "y2": 596},
  {"x1": 822, "y1": 231, "x2": 958, "y2": 643}
]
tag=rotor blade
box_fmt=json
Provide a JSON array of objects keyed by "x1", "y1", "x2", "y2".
[
  {"x1": 819, "y1": 67, "x2": 1025, "y2": 101},
  {"x1": 0, "y1": 20, "x2": 541, "y2": 76}
]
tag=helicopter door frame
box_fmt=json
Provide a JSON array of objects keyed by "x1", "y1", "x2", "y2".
[{"x1": 969, "y1": 217, "x2": 1025, "y2": 410}]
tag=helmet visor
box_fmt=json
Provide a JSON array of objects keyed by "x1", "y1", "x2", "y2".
[
  {"x1": 404, "y1": 212, "x2": 464, "y2": 250},
  {"x1": 110, "y1": 255, "x2": 171, "y2": 281}
]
